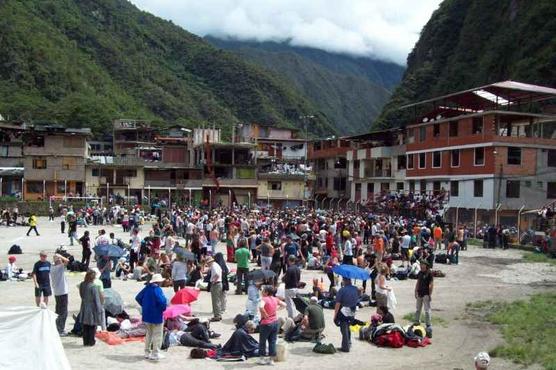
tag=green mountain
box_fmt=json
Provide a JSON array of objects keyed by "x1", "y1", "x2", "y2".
[
  {"x1": 0, "y1": 0, "x2": 336, "y2": 136},
  {"x1": 376, "y1": 0, "x2": 556, "y2": 128},
  {"x1": 206, "y1": 38, "x2": 404, "y2": 135}
]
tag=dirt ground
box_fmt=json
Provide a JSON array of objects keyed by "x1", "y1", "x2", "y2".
[{"x1": 1, "y1": 218, "x2": 554, "y2": 370}]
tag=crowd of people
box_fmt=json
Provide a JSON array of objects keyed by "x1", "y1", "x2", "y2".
[{"x1": 3, "y1": 200, "x2": 497, "y2": 368}]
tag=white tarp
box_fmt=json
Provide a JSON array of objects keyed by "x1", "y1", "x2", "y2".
[{"x1": 0, "y1": 306, "x2": 71, "y2": 370}]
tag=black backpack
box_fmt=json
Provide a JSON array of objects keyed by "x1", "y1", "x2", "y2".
[
  {"x1": 8, "y1": 245, "x2": 22, "y2": 254},
  {"x1": 435, "y1": 253, "x2": 448, "y2": 264}
]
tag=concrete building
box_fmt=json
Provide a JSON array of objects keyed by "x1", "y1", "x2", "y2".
[
  {"x1": 403, "y1": 81, "x2": 556, "y2": 226},
  {"x1": 346, "y1": 129, "x2": 406, "y2": 204},
  {"x1": 23, "y1": 125, "x2": 90, "y2": 201},
  {"x1": 238, "y1": 123, "x2": 311, "y2": 208},
  {"x1": 0, "y1": 121, "x2": 25, "y2": 197},
  {"x1": 309, "y1": 137, "x2": 351, "y2": 207}
]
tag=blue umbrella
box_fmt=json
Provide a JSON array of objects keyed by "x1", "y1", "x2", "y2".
[
  {"x1": 332, "y1": 264, "x2": 370, "y2": 280},
  {"x1": 93, "y1": 244, "x2": 125, "y2": 258}
]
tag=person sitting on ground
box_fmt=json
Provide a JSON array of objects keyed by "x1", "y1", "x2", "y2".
[
  {"x1": 5, "y1": 256, "x2": 18, "y2": 280},
  {"x1": 186, "y1": 261, "x2": 202, "y2": 287},
  {"x1": 377, "y1": 306, "x2": 395, "y2": 324},
  {"x1": 221, "y1": 314, "x2": 259, "y2": 358},
  {"x1": 283, "y1": 296, "x2": 325, "y2": 342},
  {"x1": 115, "y1": 258, "x2": 130, "y2": 280}
]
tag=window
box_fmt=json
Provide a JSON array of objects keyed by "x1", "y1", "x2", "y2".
[
  {"x1": 432, "y1": 151, "x2": 441, "y2": 168},
  {"x1": 548, "y1": 150, "x2": 556, "y2": 167},
  {"x1": 451, "y1": 150, "x2": 460, "y2": 167},
  {"x1": 507, "y1": 147, "x2": 521, "y2": 165},
  {"x1": 334, "y1": 157, "x2": 347, "y2": 169},
  {"x1": 91, "y1": 169, "x2": 100, "y2": 177},
  {"x1": 367, "y1": 183, "x2": 374, "y2": 194},
  {"x1": 333, "y1": 177, "x2": 346, "y2": 191},
  {"x1": 355, "y1": 183, "x2": 361, "y2": 193},
  {"x1": 123, "y1": 169, "x2": 137, "y2": 177},
  {"x1": 449, "y1": 121, "x2": 458, "y2": 137},
  {"x1": 28, "y1": 135, "x2": 44, "y2": 147},
  {"x1": 32, "y1": 157, "x2": 47, "y2": 169},
  {"x1": 548, "y1": 182, "x2": 556, "y2": 199},
  {"x1": 506, "y1": 181, "x2": 520, "y2": 198},
  {"x1": 409, "y1": 180, "x2": 415, "y2": 193},
  {"x1": 63, "y1": 136, "x2": 82, "y2": 148},
  {"x1": 419, "y1": 127, "x2": 426, "y2": 142},
  {"x1": 474, "y1": 180, "x2": 483, "y2": 197},
  {"x1": 433, "y1": 123, "x2": 440, "y2": 137},
  {"x1": 450, "y1": 181, "x2": 459, "y2": 197},
  {"x1": 420, "y1": 180, "x2": 427, "y2": 193},
  {"x1": 419, "y1": 153, "x2": 426, "y2": 168},
  {"x1": 56, "y1": 182, "x2": 66, "y2": 194},
  {"x1": 397, "y1": 182, "x2": 404, "y2": 191},
  {"x1": 268, "y1": 181, "x2": 282, "y2": 190},
  {"x1": 474, "y1": 147, "x2": 485, "y2": 166},
  {"x1": 381, "y1": 182, "x2": 390, "y2": 192},
  {"x1": 397, "y1": 155, "x2": 406, "y2": 170},
  {"x1": 0, "y1": 145, "x2": 8, "y2": 157},
  {"x1": 472, "y1": 117, "x2": 483, "y2": 134},
  {"x1": 407, "y1": 154, "x2": 414, "y2": 169},
  {"x1": 62, "y1": 157, "x2": 76, "y2": 170},
  {"x1": 353, "y1": 160, "x2": 360, "y2": 169},
  {"x1": 26, "y1": 181, "x2": 42, "y2": 194},
  {"x1": 433, "y1": 181, "x2": 441, "y2": 192}
]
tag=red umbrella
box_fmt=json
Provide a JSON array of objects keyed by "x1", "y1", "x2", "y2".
[
  {"x1": 170, "y1": 287, "x2": 200, "y2": 305},
  {"x1": 163, "y1": 304, "x2": 192, "y2": 320}
]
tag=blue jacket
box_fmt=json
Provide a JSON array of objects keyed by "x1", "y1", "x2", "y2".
[{"x1": 135, "y1": 283, "x2": 167, "y2": 324}]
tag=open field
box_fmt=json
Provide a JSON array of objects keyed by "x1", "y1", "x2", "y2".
[{"x1": 1, "y1": 217, "x2": 555, "y2": 370}]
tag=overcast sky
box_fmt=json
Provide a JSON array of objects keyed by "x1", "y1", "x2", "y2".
[{"x1": 130, "y1": 0, "x2": 442, "y2": 65}]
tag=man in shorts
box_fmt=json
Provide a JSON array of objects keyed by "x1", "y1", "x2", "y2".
[{"x1": 32, "y1": 251, "x2": 52, "y2": 306}]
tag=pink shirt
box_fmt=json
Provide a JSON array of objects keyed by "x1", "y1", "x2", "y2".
[{"x1": 260, "y1": 296, "x2": 278, "y2": 325}]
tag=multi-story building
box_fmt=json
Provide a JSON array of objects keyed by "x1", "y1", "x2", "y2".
[
  {"x1": 87, "y1": 122, "x2": 203, "y2": 205},
  {"x1": 346, "y1": 128, "x2": 406, "y2": 204},
  {"x1": 403, "y1": 81, "x2": 556, "y2": 225},
  {"x1": 0, "y1": 120, "x2": 25, "y2": 197},
  {"x1": 238, "y1": 123, "x2": 311, "y2": 208},
  {"x1": 309, "y1": 137, "x2": 351, "y2": 206},
  {"x1": 23, "y1": 125, "x2": 90, "y2": 201},
  {"x1": 194, "y1": 128, "x2": 258, "y2": 207}
]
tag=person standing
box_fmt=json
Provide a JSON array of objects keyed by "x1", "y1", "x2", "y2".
[
  {"x1": 342, "y1": 232, "x2": 353, "y2": 265},
  {"x1": 32, "y1": 251, "x2": 51, "y2": 306},
  {"x1": 26, "y1": 213, "x2": 39, "y2": 236},
  {"x1": 415, "y1": 259, "x2": 434, "y2": 338},
  {"x1": 68, "y1": 216, "x2": 78, "y2": 246},
  {"x1": 136, "y1": 273, "x2": 167, "y2": 361},
  {"x1": 433, "y1": 225, "x2": 443, "y2": 250},
  {"x1": 333, "y1": 277, "x2": 359, "y2": 352},
  {"x1": 400, "y1": 230, "x2": 412, "y2": 268},
  {"x1": 97, "y1": 255, "x2": 112, "y2": 289},
  {"x1": 79, "y1": 270, "x2": 103, "y2": 346},
  {"x1": 171, "y1": 256, "x2": 187, "y2": 292},
  {"x1": 207, "y1": 257, "x2": 223, "y2": 322},
  {"x1": 51, "y1": 253, "x2": 69, "y2": 335},
  {"x1": 48, "y1": 207, "x2": 55, "y2": 222},
  {"x1": 79, "y1": 231, "x2": 91, "y2": 269},
  {"x1": 283, "y1": 255, "x2": 301, "y2": 318},
  {"x1": 373, "y1": 233, "x2": 384, "y2": 264},
  {"x1": 258, "y1": 238, "x2": 274, "y2": 271},
  {"x1": 235, "y1": 240, "x2": 250, "y2": 295},
  {"x1": 258, "y1": 285, "x2": 286, "y2": 365},
  {"x1": 130, "y1": 228, "x2": 141, "y2": 271}
]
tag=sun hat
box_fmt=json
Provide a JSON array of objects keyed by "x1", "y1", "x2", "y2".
[
  {"x1": 150, "y1": 274, "x2": 165, "y2": 284},
  {"x1": 474, "y1": 352, "x2": 490, "y2": 368}
]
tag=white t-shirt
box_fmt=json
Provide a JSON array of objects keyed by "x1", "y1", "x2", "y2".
[
  {"x1": 95, "y1": 234, "x2": 110, "y2": 247},
  {"x1": 343, "y1": 239, "x2": 353, "y2": 256},
  {"x1": 50, "y1": 264, "x2": 68, "y2": 296},
  {"x1": 210, "y1": 262, "x2": 222, "y2": 283},
  {"x1": 401, "y1": 235, "x2": 411, "y2": 249},
  {"x1": 186, "y1": 222, "x2": 195, "y2": 235}
]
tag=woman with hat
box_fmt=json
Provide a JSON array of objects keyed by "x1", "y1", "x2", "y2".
[
  {"x1": 79, "y1": 269, "x2": 103, "y2": 346},
  {"x1": 135, "y1": 273, "x2": 167, "y2": 361}
]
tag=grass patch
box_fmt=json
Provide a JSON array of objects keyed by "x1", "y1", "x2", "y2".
[
  {"x1": 522, "y1": 252, "x2": 556, "y2": 266},
  {"x1": 466, "y1": 293, "x2": 556, "y2": 369},
  {"x1": 401, "y1": 312, "x2": 448, "y2": 328},
  {"x1": 466, "y1": 238, "x2": 483, "y2": 247}
]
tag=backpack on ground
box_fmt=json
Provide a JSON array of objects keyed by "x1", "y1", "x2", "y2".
[
  {"x1": 312, "y1": 342, "x2": 336, "y2": 354},
  {"x1": 395, "y1": 269, "x2": 408, "y2": 280},
  {"x1": 435, "y1": 253, "x2": 447, "y2": 264},
  {"x1": 8, "y1": 245, "x2": 22, "y2": 254},
  {"x1": 373, "y1": 331, "x2": 405, "y2": 348}
]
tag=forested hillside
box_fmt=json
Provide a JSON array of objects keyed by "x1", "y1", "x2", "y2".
[
  {"x1": 0, "y1": 0, "x2": 335, "y2": 136},
  {"x1": 376, "y1": 0, "x2": 556, "y2": 128}
]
